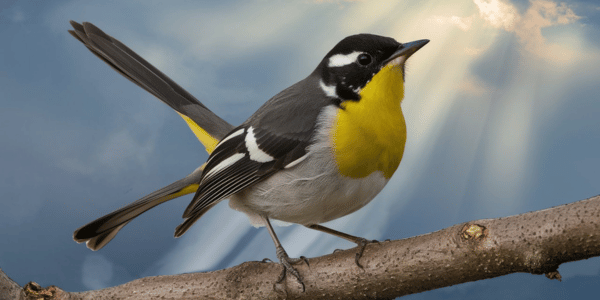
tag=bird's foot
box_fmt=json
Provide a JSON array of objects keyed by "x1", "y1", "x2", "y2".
[
  {"x1": 275, "y1": 246, "x2": 309, "y2": 292},
  {"x1": 354, "y1": 238, "x2": 379, "y2": 269}
]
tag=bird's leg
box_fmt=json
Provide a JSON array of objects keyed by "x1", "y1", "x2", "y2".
[
  {"x1": 305, "y1": 224, "x2": 377, "y2": 269},
  {"x1": 263, "y1": 216, "x2": 307, "y2": 291}
]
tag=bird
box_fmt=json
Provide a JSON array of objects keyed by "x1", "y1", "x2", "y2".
[{"x1": 69, "y1": 20, "x2": 428, "y2": 288}]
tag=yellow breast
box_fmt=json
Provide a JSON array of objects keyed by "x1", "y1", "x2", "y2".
[{"x1": 331, "y1": 65, "x2": 407, "y2": 179}]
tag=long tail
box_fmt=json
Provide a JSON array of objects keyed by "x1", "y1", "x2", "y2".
[
  {"x1": 73, "y1": 165, "x2": 204, "y2": 250},
  {"x1": 69, "y1": 21, "x2": 235, "y2": 250},
  {"x1": 68, "y1": 21, "x2": 233, "y2": 152}
]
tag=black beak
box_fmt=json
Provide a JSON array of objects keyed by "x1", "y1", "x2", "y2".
[{"x1": 382, "y1": 39, "x2": 430, "y2": 66}]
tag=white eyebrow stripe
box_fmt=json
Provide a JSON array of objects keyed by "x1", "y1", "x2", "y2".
[{"x1": 328, "y1": 51, "x2": 363, "y2": 67}]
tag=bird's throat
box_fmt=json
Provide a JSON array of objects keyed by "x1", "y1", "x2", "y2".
[{"x1": 332, "y1": 65, "x2": 407, "y2": 179}]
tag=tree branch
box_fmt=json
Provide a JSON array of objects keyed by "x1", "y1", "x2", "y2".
[{"x1": 3, "y1": 195, "x2": 599, "y2": 299}]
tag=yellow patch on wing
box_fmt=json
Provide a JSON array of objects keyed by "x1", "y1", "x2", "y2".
[{"x1": 177, "y1": 112, "x2": 219, "y2": 154}]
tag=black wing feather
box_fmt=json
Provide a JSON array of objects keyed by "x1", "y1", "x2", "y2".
[
  {"x1": 175, "y1": 72, "x2": 332, "y2": 236},
  {"x1": 193, "y1": 159, "x2": 260, "y2": 211},
  {"x1": 176, "y1": 126, "x2": 311, "y2": 235}
]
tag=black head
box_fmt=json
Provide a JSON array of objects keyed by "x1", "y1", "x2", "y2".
[{"x1": 315, "y1": 34, "x2": 428, "y2": 103}]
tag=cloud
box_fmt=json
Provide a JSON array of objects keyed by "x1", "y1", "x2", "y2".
[
  {"x1": 515, "y1": 0, "x2": 582, "y2": 62},
  {"x1": 464, "y1": 47, "x2": 486, "y2": 56},
  {"x1": 429, "y1": 15, "x2": 474, "y2": 31},
  {"x1": 473, "y1": 0, "x2": 520, "y2": 30},
  {"x1": 474, "y1": 0, "x2": 583, "y2": 63}
]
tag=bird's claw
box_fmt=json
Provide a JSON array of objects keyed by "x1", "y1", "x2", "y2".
[
  {"x1": 275, "y1": 246, "x2": 308, "y2": 292},
  {"x1": 354, "y1": 238, "x2": 378, "y2": 269}
]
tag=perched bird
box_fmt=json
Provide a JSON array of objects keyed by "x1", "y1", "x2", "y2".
[{"x1": 69, "y1": 21, "x2": 428, "y2": 287}]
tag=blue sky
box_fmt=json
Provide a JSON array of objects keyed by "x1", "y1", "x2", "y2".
[{"x1": 1, "y1": 0, "x2": 599, "y2": 298}]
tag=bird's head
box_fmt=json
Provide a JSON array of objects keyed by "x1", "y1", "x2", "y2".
[{"x1": 315, "y1": 34, "x2": 429, "y2": 104}]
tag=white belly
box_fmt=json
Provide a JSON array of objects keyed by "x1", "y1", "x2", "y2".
[{"x1": 228, "y1": 105, "x2": 389, "y2": 226}]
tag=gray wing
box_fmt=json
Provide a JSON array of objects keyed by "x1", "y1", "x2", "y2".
[{"x1": 175, "y1": 76, "x2": 337, "y2": 236}]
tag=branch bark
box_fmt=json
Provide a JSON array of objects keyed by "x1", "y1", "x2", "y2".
[{"x1": 3, "y1": 195, "x2": 599, "y2": 300}]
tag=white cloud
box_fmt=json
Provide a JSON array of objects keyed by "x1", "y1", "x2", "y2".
[
  {"x1": 474, "y1": 0, "x2": 583, "y2": 63},
  {"x1": 421, "y1": 0, "x2": 584, "y2": 63},
  {"x1": 451, "y1": 15, "x2": 475, "y2": 31},
  {"x1": 473, "y1": 0, "x2": 520, "y2": 30},
  {"x1": 515, "y1": 0, "x2": 582, "y2": 62},
  {"x1": 464, "y1": 47, "x2": 486, "y2": 56},
  {"x1": 429, "y1": 15, "x2": 474, "y2": 31}
]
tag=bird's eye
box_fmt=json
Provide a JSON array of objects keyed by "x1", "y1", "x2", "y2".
[{"x1": 357, "y1": 53, "x2": 372, "y2": 66}]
